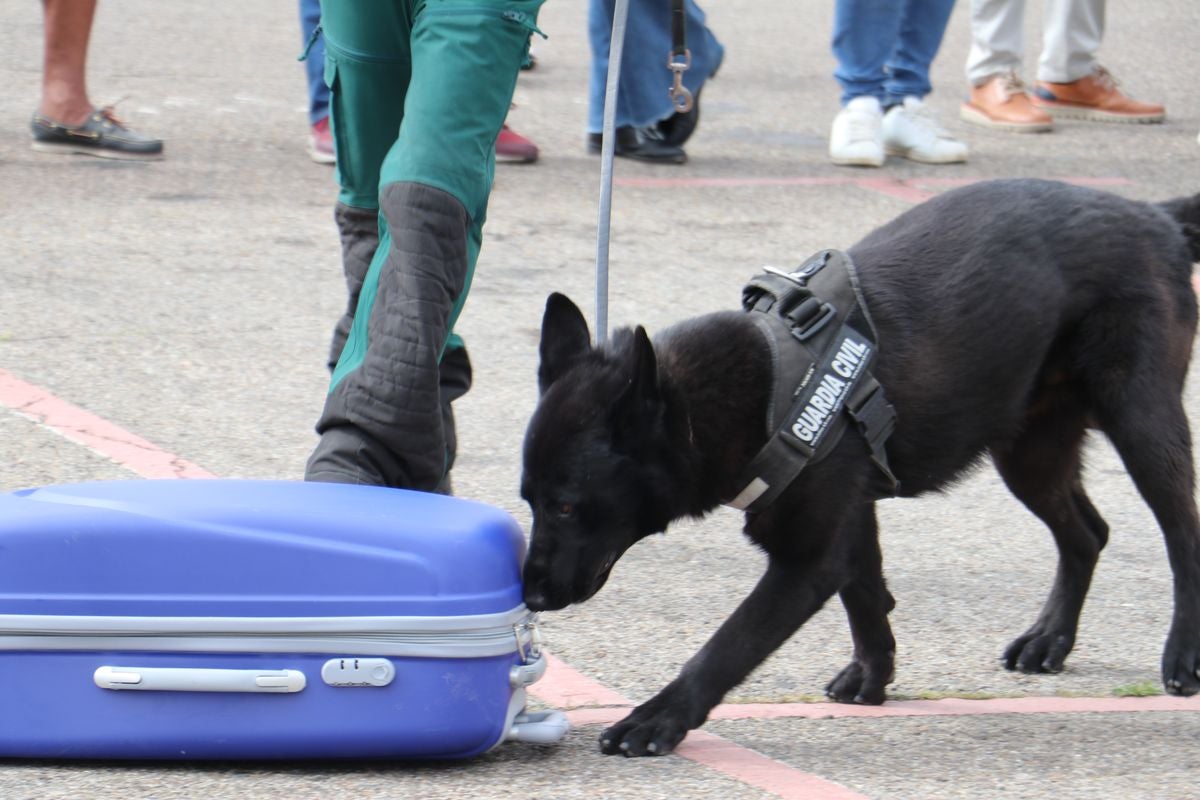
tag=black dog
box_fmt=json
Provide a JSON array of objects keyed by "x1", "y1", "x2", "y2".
[{"x1": 520, "y1": 178, "x2": 1200, "y2": 757}]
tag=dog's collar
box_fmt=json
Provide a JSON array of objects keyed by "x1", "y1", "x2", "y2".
[{"x1": 724, "y1": 250, "x2": 899, "y2": 513}]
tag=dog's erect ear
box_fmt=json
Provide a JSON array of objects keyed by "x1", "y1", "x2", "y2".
[
  {"x1": 628, "y1": 326, "x2": 660, "y2": 404},
  {"x1": 611, "y1": 326, "x2": 663, "y2": 449},
  {"x1": 538, "y1": 293, "x2": 592, "y2": 394}
]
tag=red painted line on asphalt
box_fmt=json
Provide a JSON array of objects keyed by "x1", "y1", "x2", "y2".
[
  {"x1": 613, "y1": 175, "x2": 1135, "y2": 206},
  {"x1": 615, "y1": 176, "x2": 852, "y2": 189},
  {"x1": 0, "y1": 368, "x2": 216, "y2": 480},
  {"x1": 911, "y1": 176, "x2": 1132, "y2": 188},
  {"x1": 531, "y1": 657, "x2": 869, "y2": 799},
  {"x1": 708, "y1": 694, "x2": 1199, "y2": 720},
  {"x1": 853, "y1": 177, "x2": 936, "y2": 203},
  {"x1": 531, "y1": 653, "x2": 632, "y2": 708},
  {"x1": 678, "y1": 731, "x2": 869, "y2": 800},
  {"x1": 561, "y1": 694, "x2": 1199, "y2": 727}
]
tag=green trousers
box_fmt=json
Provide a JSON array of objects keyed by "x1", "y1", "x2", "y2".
[{"x1": 306, "y1": 0, "x2": 544, "y2": 490}]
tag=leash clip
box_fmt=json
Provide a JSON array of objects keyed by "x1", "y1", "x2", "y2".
[{"x1": 668, "y1": 49, "x2": 694, "y2": 113}]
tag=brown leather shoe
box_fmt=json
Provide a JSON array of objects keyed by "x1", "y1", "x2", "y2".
[
  {"x1": 960, "y1": 72, "x2": 1053, "y2": 133},
  {"x1": 1032, "y1": 66, "x2": 1165, "y2": 123}
]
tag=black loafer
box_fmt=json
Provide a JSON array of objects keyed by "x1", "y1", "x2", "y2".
[
  {"x1": 586, "y1": 125, "x2": 686, "y2": 164},
  {"x1": 31, "y1": 106, "x2": 163, "y2": 160}
]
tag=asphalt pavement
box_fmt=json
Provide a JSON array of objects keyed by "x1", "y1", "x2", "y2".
[{"x1": 1, "y1": 1, "x2": 1199, "y2": 798}]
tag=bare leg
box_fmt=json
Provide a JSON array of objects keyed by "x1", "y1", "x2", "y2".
[{"x1": 40, "y1": 0, "x2": 98, "y2": 125}]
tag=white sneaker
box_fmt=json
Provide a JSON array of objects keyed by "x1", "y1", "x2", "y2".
[
  {"x1": 883, "y1": 96, "x2": 968, "y2": 164},
  {"x1": 829, "y1": 96, "x2": 885, "y2": 167}
]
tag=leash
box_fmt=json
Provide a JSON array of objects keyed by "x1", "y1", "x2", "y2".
[
  {"x1": 594, "y1": 0, "x2": 690, "y2": 346},
  {"x1": 668, "y1": 0, "x2": 693, "y2": 114},
  {"x1": 594, "y1": 0, "x2": 630, "y2": 347}
]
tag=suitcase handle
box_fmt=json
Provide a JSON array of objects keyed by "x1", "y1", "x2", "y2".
[{"x1": 94, "y1": 666, "x2": 306, "y2": 693}]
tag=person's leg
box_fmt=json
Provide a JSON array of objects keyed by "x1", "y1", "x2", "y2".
[
  {"x1": 1037, "y1": 0, "x2": 1103, "y2": 83},
  {"x1": 300, "y1": 0, "x2": 335, "y2": 163},
  {"x1": 878, "y1": 0, "x2": 967, "y2": 164},
  {"x1": 832, "y1": 0, "x2": 903, "y2": 106},
  {"x1": 960, "y1": 0, "x2": 1052, "y2": 132},
  {"x1": 299, "y1": 0, "x2": 329, "y2": 125},
  {"x1": 829, "y1": 0, "x2": 904, "y2": 166},
  {"x1": 584, "y1": 0, "x2": 685, "y2": 163},
  {"x1": 306, "y1": 0, "x2": 414, "y2": 486},
  {"x1": 33, "y1": 0, "x2": 163, "y2": 158},
  {"x1": 1031, "y1": 0, "x2": 1163, "y2": 122},
  {"x1": 648, "y1": 0, "x2": 724, "y2": 148},
  {"x1": 964, "y1": 0, "x2": 1026, "y2": 86},
  {"x1": 307, "y1": 0, "x2": 543, "y2": 490},
  {"x1": 586, "y1": 0, "x2": 723, "y2": 133},
  {"x1": 39, "y1": 0, "x2": 97, "y2": 125},
  {"x1": 883, "y1": 0, "x2": 956, "y2": 104}
]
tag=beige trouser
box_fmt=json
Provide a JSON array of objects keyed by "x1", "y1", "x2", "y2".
[{"x1": 966, "y1": 0, "x2": 1105, "y2": 85}]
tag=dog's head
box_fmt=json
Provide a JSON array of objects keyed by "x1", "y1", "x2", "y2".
[{"x1": 520, "y1": 293, "x2": 682, "y2": 612}]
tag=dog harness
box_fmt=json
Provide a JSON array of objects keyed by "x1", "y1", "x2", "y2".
[{"x1": 725, "y1": 250, "x2": 899, "y2": 513}]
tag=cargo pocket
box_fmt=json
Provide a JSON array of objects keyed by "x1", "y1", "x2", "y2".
[
  {"x1": 321, "y1": 38, "x2": 412, "y2": 210},
  {"x1": 323, "y1": 59, "x2": 358, "y2": 205}
]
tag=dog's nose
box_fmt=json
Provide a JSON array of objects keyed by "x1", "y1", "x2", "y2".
[{"x1": 523, "y1": 582, "x2": 549, "y2": 612}]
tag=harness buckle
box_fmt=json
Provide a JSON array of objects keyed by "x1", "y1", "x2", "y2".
[
  {"x1": 787, "y1": 298, "x2": 838, "y2": 342},
  {"x1": 847, "y1": 381, "x2": 900, "y2": 491}
]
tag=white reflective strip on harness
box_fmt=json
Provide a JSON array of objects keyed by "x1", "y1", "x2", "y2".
[{"x1": 726, "y1": 477, "x2": 770, "y2": 511}]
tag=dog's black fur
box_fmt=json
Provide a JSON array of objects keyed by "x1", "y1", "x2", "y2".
[{"x1": 520, "y1": 178, "x2": 1200, "y2": 757}]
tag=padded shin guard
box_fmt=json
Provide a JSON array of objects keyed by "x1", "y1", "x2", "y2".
[
  {"x1": 328, "y1": 202, "x2": 381, "y2": 371},
  {"x1": 436, "y1": 344, "x2": 473, "y2": 495},
  {"x1": 307, "y1": 182, "x2": 471, "y2": 490}
]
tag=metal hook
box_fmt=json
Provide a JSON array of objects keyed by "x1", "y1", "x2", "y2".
[{"x1": 668, "y1": 49, "x2": 693, "y2": 114}]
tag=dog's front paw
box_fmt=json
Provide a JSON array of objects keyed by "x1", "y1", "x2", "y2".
[
  {"x1": 599, "y1": 706, "x2": 691, "y2": 757},
  {"x1": 825, "y1": 660, "x2": 889, "y2": 705},
  {"x1": 1003, "y1": 627, "x2": 1073, "y2": 674},
  {"x1": 1162, "y1": 627, "x2": 1200, "y2": 696}
]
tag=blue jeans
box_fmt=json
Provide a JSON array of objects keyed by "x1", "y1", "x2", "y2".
[
  {"x1": 300, "y1": 0, "x2": 329, "y2": 124},
  {"x1": 832, "y1": 0, "x2": 957, "y2": 107},
  {"x1": 587, "y1": 0, "x2": 724, "y2": 132}
]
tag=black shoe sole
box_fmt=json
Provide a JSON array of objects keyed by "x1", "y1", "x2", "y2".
[{"x1": 586, "y1": 129, "x2": 687, "y2": 164}]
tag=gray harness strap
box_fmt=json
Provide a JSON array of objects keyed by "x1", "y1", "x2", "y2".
[{"x1": 725, "y1": 250, "x2": 899, "y2": 513}]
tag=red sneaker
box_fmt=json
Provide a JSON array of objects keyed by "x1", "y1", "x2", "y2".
[
  {"x1": 310, "y1": 116, "x2": 335, "y2": 164},
  {"x1": 496, "y1": 124, "x2": 538, "y2": 164}
]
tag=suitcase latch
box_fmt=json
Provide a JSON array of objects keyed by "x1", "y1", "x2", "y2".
[
  {"x1": 513, "y1": 614, "x2": 543, "y2": 664},
  {"x1": 320, "y1": 658, "x2": 396, "y2": 688}
]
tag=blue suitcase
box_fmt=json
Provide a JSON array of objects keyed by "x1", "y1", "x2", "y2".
[{"x1": 0, "y1": 479, "x2": 567, "y2": 760}]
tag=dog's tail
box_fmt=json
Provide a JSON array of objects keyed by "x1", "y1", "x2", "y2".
[{"x1": 1160, "y1": 193, "x2": 1200, "y2": 261}]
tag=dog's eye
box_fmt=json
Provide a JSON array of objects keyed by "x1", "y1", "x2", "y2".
[{"x1": 555, "y1": 503, "x2": 574, "y2": 518}]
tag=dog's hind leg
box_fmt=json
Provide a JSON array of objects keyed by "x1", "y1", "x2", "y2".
[
  {"x1": 991, "y1": 406, "x2": 1109, "y2": 674},
  {"x1": 1094, "y1": 390, "x2": 1200, "y2": 696},
  {"x1": 825, "y1": 504, "x2": 897, "y2": 704}
]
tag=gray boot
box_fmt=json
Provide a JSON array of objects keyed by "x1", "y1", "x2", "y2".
[{"x1": 306, "y1": 182, "x2": 472, "y2": 491}]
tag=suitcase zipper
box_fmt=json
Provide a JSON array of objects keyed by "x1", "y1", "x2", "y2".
[{"x1": 0, "y1": 607, "x2": 539, "y2": 660}]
